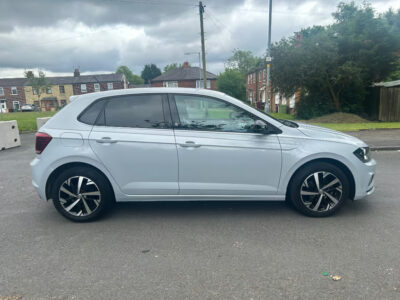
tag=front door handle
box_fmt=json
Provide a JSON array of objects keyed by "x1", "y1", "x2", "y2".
[
  {"x1": 96, "y1": 137, "x2": 118, "y2": 144},
  {"x1": 179, "y1": 141, "x2": 201, "y2": 148}
]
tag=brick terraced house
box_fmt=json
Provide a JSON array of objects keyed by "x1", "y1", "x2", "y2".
[
  {"x1": 0, "y1": 78, "x2": 27, "y2": 112},
  {"x1": 151, "y1": 62, "x2": 217, "y2": 89},
  {"x1": 246, "y1": 67, "x2": 299, "y2": 113},
  {"x1": 23, "y1": 69, "x2": 127, "y2": 111},
  {"x1": 71, "y1": 69, "x2": 127, "y2": 95}
]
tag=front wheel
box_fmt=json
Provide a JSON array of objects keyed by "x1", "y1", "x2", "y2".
[
  {"x1": 50, "y1": 167, "x2": 114, "y2": 222},
  {"x1": 289, "y1": 162, "x2": 350, "y2": 217}
]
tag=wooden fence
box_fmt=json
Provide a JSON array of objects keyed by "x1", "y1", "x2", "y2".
[{"x1": 379, "y1": 87, "x2": 400, "y2": 121}]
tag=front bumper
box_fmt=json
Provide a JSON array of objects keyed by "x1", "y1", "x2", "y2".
[{"x1": 354, "y1": 158, "x2": 376, "y2": 200}]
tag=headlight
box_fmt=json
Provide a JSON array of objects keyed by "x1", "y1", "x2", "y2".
[{"x1": 353, "y1": 147, "x2": 371, "y2": 163}]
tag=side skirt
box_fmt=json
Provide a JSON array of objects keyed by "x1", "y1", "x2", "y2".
[{"x1": 116, "y1": 194, "x2": 286, "y2": 202}]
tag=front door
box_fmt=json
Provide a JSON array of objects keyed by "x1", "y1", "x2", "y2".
[
  {"x1": 171, "y1": 94, "x2": 282, "y2": 196},
  {"x1": 88, "y1": 94, "x2": 179, "y2": 195},
  {"x1": 0, "y1": 100, "x2": 6, "y2": 113}
]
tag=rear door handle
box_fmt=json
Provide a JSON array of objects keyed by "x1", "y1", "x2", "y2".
[
  {"x1": 96, "y1": 137, "x2": 118, "y2": 144},
  {"x1": 179, "y1": 141, "x2": 201, "y2": 148}
]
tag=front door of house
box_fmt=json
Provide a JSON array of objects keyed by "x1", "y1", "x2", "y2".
[
  {"x1": 13, "y1": 101, "x2": 20, "y2": 111},
  {"x1": 0, "y1": 100, "x2": 6, "y2": 113}
]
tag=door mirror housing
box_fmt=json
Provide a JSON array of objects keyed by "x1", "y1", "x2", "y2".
[{"x1": 249, "y1": 120, "x2": 269, "y2": 134}]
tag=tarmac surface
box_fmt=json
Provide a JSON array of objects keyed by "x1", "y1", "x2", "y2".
[
  {"x1": 347, "y1": 129, "x2": 400, "y2": 150},
  {"x1": 0, "y1": 134, "x2": 399, "y2": 299}
]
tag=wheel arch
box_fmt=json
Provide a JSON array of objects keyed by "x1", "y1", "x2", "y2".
[
  {"x1": 285, "y1": 158, "x2": 356, "y2": 200},
  {"x1": 45, "y1": 162, "x2": 116, "y2": 201}
]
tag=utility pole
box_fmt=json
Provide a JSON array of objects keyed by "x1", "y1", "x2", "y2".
[
  {"x1": 199, "y1": 1, "x2": 207, "y2": 89},
  {"x1": 265, "y1": 0, "x2": 272, "y2": 113}
]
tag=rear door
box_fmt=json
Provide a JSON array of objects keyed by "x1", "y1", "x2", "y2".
[
  {"x1": 88, "y1": 94, "x2": 179, "y2": 195},
  {"x1": 170, "y1": 94, "x2": 282, "y2": 196}
]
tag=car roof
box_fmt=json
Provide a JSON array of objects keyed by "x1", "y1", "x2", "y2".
[{"x1": 73, "y1": 87, "x2": 226, "y2": 100}]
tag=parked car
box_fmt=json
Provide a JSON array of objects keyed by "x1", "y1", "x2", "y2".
[
  {"x1": 21, "y1": 104, "x2": 37, "y2": 112},
  {"x1": 31, "y1": 88, "x2": 376, "y2": 221}
]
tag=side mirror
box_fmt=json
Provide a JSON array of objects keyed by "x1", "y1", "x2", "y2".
[{"x1": 250, "y1": 120, "x2": 269, "y2": 133}]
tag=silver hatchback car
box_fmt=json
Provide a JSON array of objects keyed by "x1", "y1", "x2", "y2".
[{"x1": 31, "y1": 88, "x2": 376, "y2": 221}]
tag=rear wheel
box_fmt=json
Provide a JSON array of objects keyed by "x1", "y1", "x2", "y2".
[
  {"x1": 289, "y1": 162, "x2": 349, "y2": 217},
  {"x1": 50, "y1": 167, "x2": 114, "y2": 222}
]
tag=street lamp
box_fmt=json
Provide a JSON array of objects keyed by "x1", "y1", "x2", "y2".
[{"x1": 184, "y1": 52, "x2": 202, "y2": 88}]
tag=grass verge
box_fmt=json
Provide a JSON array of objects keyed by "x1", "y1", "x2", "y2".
[
  {"x1": 309, "y1": 122, "x2": 400, "y2": 131},
  {"x1": 1, "y1": 111, "x2": 400, "y2": 133},
  {"x1": 0, "y1": 111, "x2": 57, "y2": 132}
]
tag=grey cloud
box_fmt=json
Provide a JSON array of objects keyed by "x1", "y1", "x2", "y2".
[
  {"x1": 0, "y1": 0, "x2": 245, "y2": 31},
  {"x1": 0, "y1": 0, "x2": 398, "y2": 75}
]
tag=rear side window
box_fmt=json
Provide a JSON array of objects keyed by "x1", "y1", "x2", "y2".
[
  {"x1": 104, "y1": 94, "x2": 166, "y2": 128},
  {"x1": 78, "y1": 100, "x2": 106, "y2": 125}
]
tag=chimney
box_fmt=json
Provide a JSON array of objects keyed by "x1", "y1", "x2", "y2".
[
  {"x1": 183, "y1": 61, "x2": 190, "y2": 68},
  {"x1": 73, "y1": 68, "x2": 80, "y2": 77}
]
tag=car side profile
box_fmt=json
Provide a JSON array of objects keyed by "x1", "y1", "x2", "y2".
[{"x1": 31, "y1": 88, "x2": 376, "y2": 221}]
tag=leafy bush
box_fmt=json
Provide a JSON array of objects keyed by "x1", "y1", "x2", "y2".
[{"x1": 295, "y1": 92, "x2": 335, "y2": 119}]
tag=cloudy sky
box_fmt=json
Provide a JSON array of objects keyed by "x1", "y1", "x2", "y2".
[{"x1": 0, "y1": 0, "x2": 399, "y2": 78}]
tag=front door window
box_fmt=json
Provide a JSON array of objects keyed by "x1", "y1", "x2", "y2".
[{"x1": 174, "y1": 95, "x2": 258, "y2": 133}]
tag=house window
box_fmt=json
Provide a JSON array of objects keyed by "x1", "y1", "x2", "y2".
[
  {"x1": 81, "y1": 84, "x2": 87, "y2": 93},
  {"x1": 248, "y1": 90, "x2": 253, "y2": 102},
  {"x1": 60, "y1": 100, "x2": 67, "y2": 107},
  {"x1": 11, "y1": 87, "x2": 18, "y2": 95},
  {"x1": 163, "y1": 81, "x2": 178, "y2": 87},
  {"x1": 196, "y1": 80, "x2": 211, "y2": 89},
  {"x1": 259, "y1": 70, "x2": 262, "y2": 81},
  {"x1": 94, "y1": 83, "x2": 100, "y2": 92},
  {"x1": 13, "y1": 101, "x2": 20, "y2": 111},
  {"x1": 34, "y1": 101, "x2": 39, "y2": 107},
  {"x1": 0, "y1": 87, "x2": 3, "y2": 95},
  {"x1": 33, "y1": 88, "x2": 38, "y2": 95},
  {"x1": 59, "y1": 86, "x2": 65, "y2": 94},
  {"x1": 46, "y1": 87, "x2": 52, "y2": 94},
  {"x1": 107, "y1": 82, "x2": 113, "y2": 90}
]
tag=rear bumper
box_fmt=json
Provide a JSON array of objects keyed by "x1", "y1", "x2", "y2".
[{"x1": 30, "y1": 156, "x2": 48, "y2": 201}]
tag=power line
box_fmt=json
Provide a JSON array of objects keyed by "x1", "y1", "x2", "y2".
[{"x1": 205, "y1": 10, "x2": 233, "y2": 35}]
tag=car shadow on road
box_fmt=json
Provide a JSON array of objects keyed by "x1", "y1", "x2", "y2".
[
  {"x1": 35, "y1": 197, "x2": 374, "y2": 225},
  {"x1": 102, "y1": 198, "x2": 373, "y2": 221}
]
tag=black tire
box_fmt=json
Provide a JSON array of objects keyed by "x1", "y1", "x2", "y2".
[
  {"x1": 288, "y1": 162, "x2": 349, "y2": 217},
  {"x1": 50, "y1": 166, "x2": 114, "y2": 222}
]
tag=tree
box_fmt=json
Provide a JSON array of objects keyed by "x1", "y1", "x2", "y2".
[
  {"x1": 226, "y1": 49, "x2": 264, "y2": 74},
  {"x1": 217, "y1": 69, "x2": 246, "y2": 101},
  {"x1": 25, "y1": 70, "x2": 51, "y2": 105},
  {"x1": 25, "y1": 70, "x2": 34, "y2": 79},
  {"x1": 270, "y1": 2, "x2": 400, "y2": 118},
  {"x1": 163, "y1": 63, "x2": 182, "y2": 73},
  {"x1": 141, "y1": 64, "x2": 162, "y2": 83},
  {"x1": 116, "y1": 65, "x2": 144, "y2": 85}
]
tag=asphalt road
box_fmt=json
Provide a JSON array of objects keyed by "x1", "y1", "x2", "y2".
[{"x1": 1, "y1": 134, "x2": 399, "y2": 300}]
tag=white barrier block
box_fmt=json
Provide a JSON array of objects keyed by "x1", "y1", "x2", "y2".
[
  {"x1": 0, "y1": 120, "x2": 21, "y2": 150},
  {"x1": 36, "y1": 117, "x2": 51, "y2": 130}
]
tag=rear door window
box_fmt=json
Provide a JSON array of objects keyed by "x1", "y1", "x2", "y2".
[
  {"x1": 104, "y1": 94, "x2": 168, "y2": 128},
  {"x1": 78, "y1": 99, "x2": 106, "y2": 125}
]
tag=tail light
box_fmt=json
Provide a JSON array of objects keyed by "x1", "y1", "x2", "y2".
[{"x1": 35, "y1": 132, "x2": 52, "y2": 154}]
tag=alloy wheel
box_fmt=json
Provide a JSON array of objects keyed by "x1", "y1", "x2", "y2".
[
  {"x1": 58, "y1": 176, "x2": 101, "y2": 217},
  {"x1": 300, "y1": 171, "x2": 343, "y2": 212}
]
